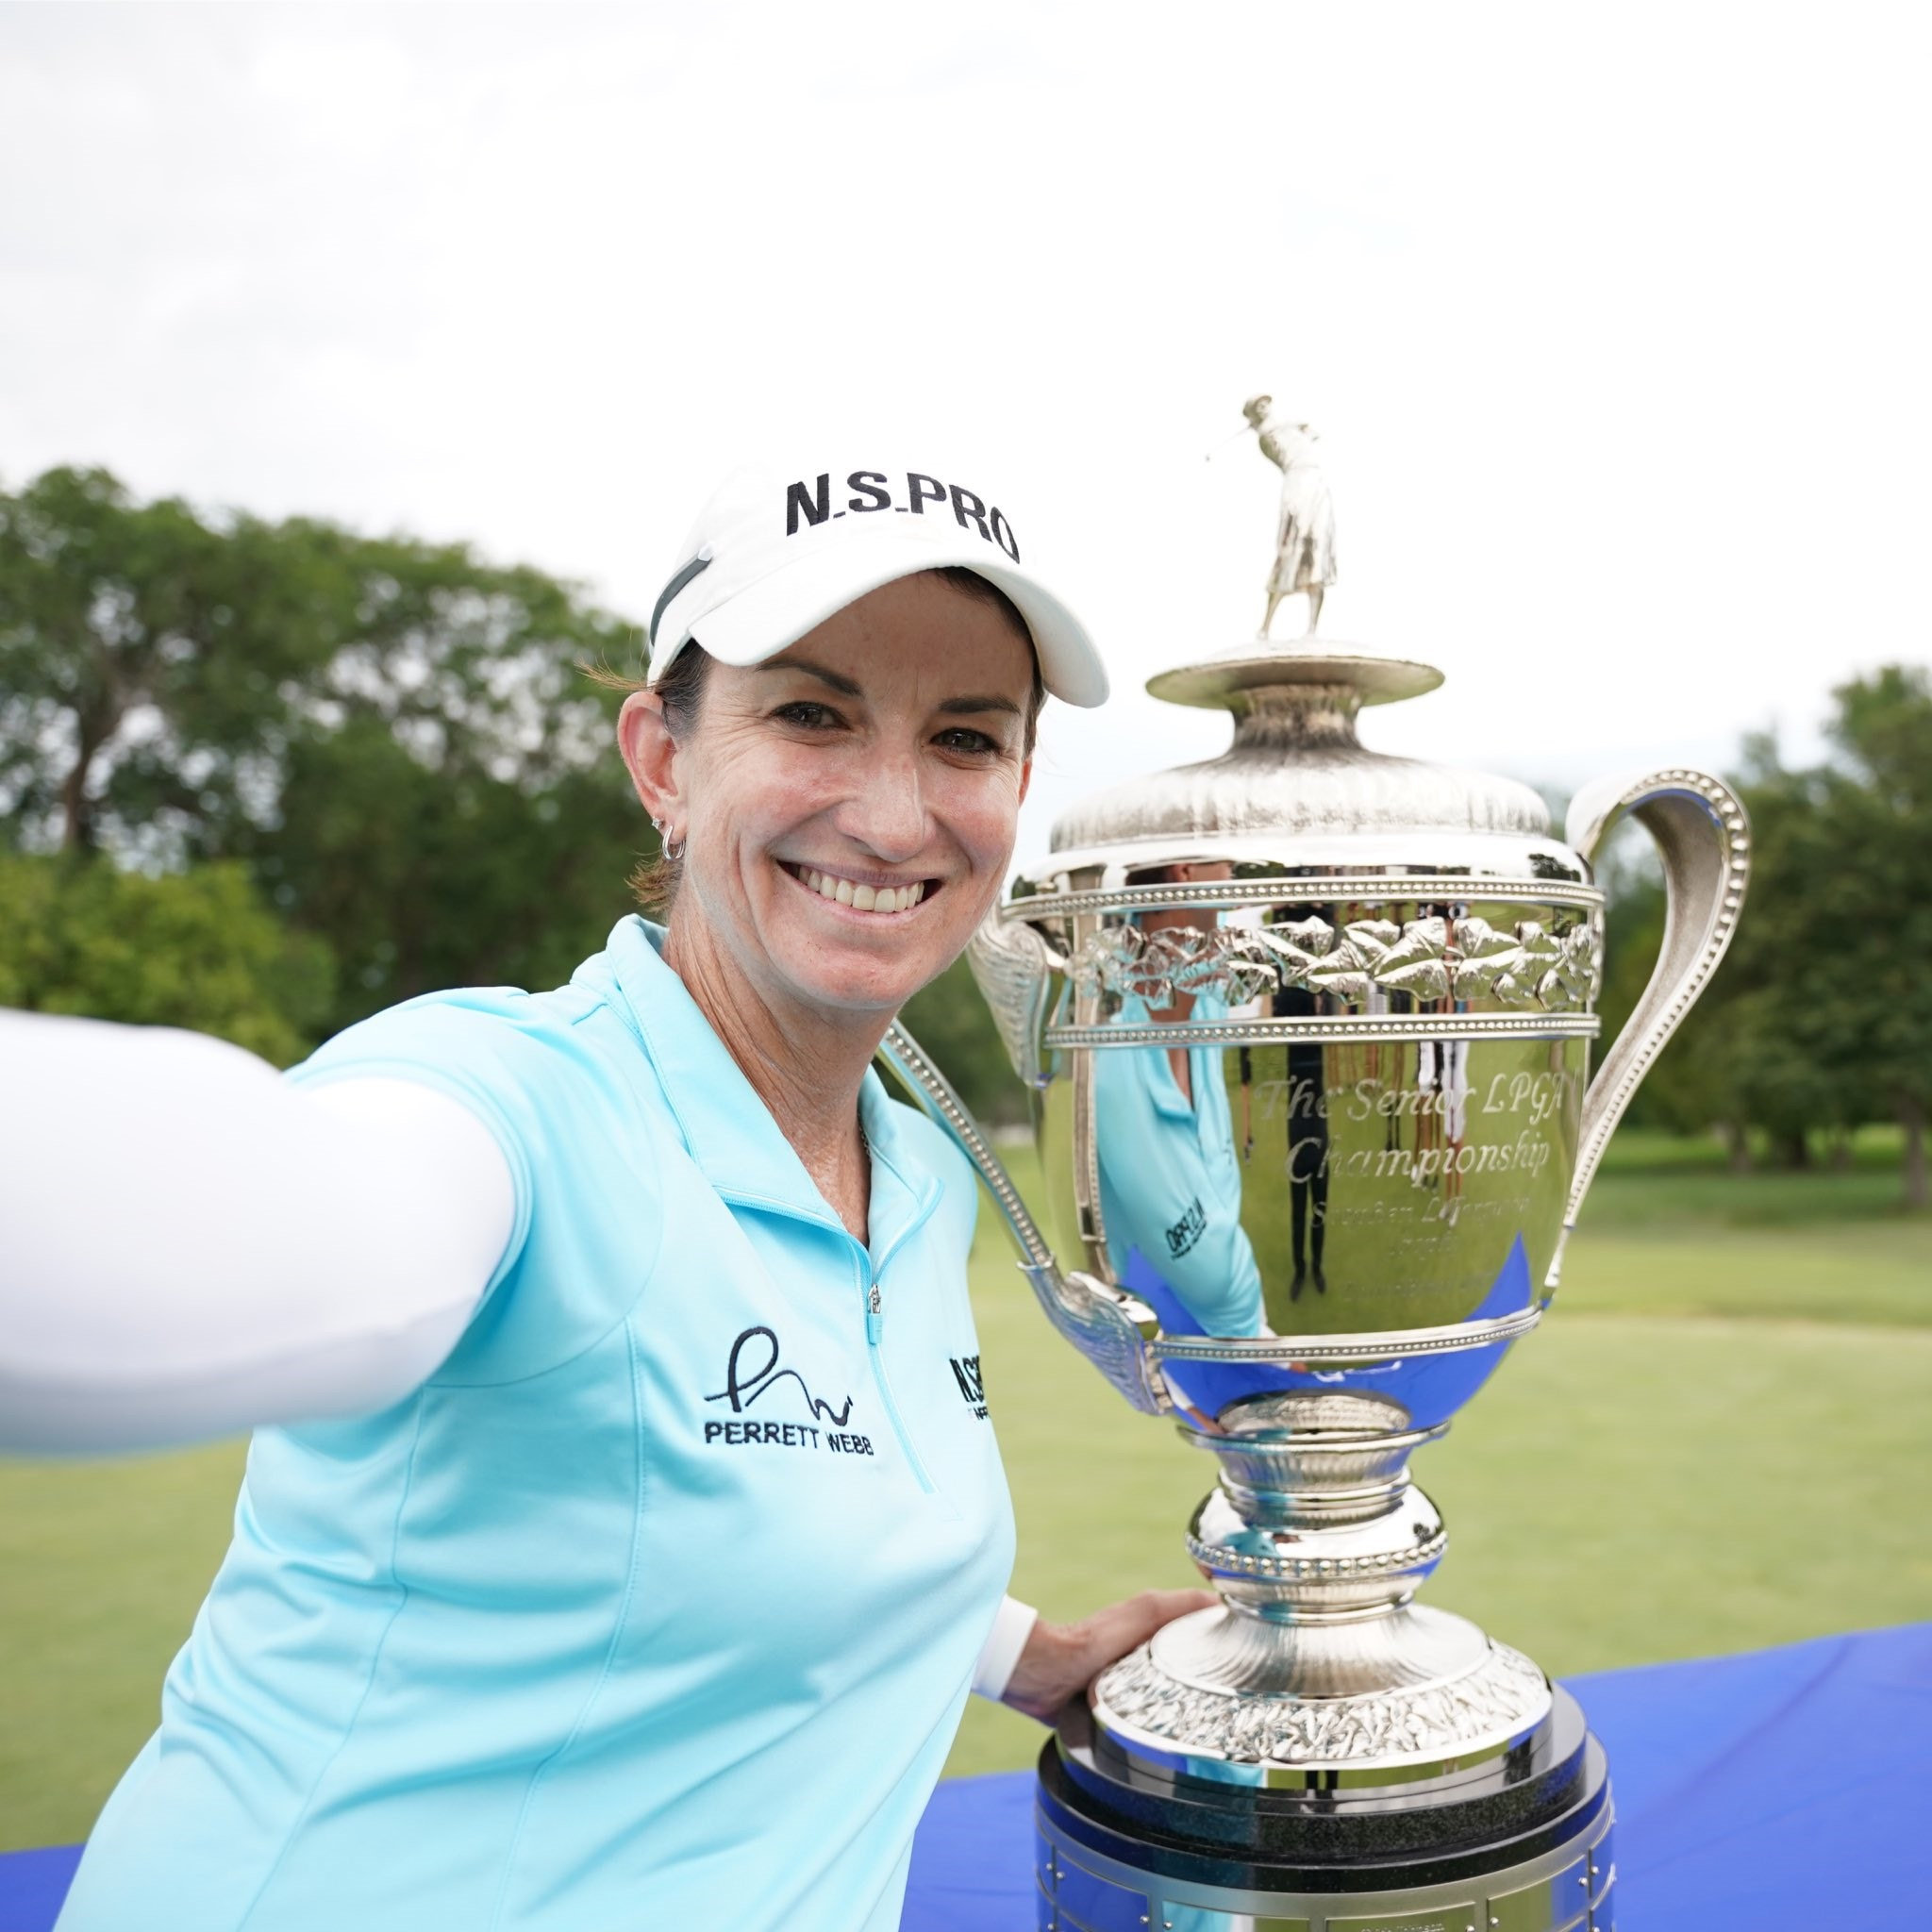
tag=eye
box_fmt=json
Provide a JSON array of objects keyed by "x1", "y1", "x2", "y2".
[
  {"x1": 933, "y1": 725, "x2": 1003, "y2": 756},
  {"x1": 772, "y1": 700, "x2": 844, "y2": 730}
]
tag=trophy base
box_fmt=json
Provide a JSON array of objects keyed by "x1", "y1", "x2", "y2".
[
  {"x1": 1035, "y1": 1686, "x2": 1614, "y2": 1930},
  {"x1": 1091, "y1": 1605, "x2": 1555, "y2": 1781}
]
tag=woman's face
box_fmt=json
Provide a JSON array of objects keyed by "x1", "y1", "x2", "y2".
[{"x1": 622, "y1": 573, "x2": 1036, "y2": 1023}]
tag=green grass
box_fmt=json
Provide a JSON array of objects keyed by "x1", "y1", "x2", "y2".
[
  {"x1": 0, "y1": 1439, "x2": 246, "y2": 1853},
  {"x1": 1564, "y1": 1125, "x2": 1932, "y2": 1326},
  {"x1": 2, "y1": 1138, "x2": 1927, "y2": 1849},
  {"x1": 1559, "y1": 1224, "x2": 1932, "y2": 1325},
  {"x1": 1586, "y1": 1125, "x2": 1922, "y2": 1228},
  {"x1": 1593, "y1": 1123, "x2": 1907, "y2": 1177}
]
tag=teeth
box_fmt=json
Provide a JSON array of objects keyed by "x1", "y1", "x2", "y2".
[{"x1": 795, "y1": 866, "x2": 925, "y2": 913}]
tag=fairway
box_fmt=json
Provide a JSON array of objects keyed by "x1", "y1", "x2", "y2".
[{"x1": 2, "y1": 1141, "x2": 1927, "y2": 1850}]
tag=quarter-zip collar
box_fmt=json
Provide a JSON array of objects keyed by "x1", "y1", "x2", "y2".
[{"x1": 583, "y1": 917, "x2": 940, "y2": 1256}]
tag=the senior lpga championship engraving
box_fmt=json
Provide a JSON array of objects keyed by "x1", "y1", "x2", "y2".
[{"x1": 882, "y1": 413, "x2": 1748, "y2": 1931}]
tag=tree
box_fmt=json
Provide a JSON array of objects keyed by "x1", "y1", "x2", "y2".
[
  {"x1": 1594, "y1": 671, "x2": 1932, "y2": 1204},
  {"x1": 0, "y1": 468, "x2": 328, "y2": 861},
  {"x1": 1807, "y1": 666, "x2": 1932, "y2": 1206},
  {"x1": 1, "y1": 466, "x2": 653, "y2": 1034},
  {"x1": 0, "y1": 855, "x2": 333, "y2": 1066},
  {"x1": 251, "y1": 717, "x2": 646, "y2": 1025}
]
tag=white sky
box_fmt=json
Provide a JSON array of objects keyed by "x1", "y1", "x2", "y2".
[{"x1": 3, "y1": 2, "x2": 1927, "y2": 862}]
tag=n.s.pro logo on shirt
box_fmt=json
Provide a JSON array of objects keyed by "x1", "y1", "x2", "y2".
[
  {"x1": 948, "y1": 1355, "x2": 988, "y2": 1424},
  {"x1": 703, "y1": 1325, "x2": 874, "y2": 1457}
]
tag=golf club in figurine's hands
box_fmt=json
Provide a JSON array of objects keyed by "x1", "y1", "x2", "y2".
[{"x1": 882, "y1": 413, "x2": 1746, "y2": 1931}]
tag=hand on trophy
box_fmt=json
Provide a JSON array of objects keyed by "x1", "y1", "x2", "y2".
[{"x1": 998, "y1": 1589, "x2": 1219, "y2": 1724}]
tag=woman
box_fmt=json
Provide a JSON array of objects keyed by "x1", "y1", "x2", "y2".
[{"x1": 0, "y1": 458, "x2": 1209, "y2": 1931}]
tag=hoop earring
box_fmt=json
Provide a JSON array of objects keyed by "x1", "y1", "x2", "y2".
[{"x1": 663, "y1": 828, "x2": 687, "y2": 863}]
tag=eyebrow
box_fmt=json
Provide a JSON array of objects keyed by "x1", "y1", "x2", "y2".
[
  {"x1": 762, "y1": 656, "x2": 864, "y2": 698},
  {"x1": 938, "y1": 693, "x2": 1022, "y2": 717},
  {"x1": 763, "y1": 657, "x2": 1022, "y2": 717}
]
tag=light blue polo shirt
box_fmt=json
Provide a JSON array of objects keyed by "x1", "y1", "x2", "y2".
[{"x1": 57, "y1": 917, "x2": 1015, "y2": 1932}]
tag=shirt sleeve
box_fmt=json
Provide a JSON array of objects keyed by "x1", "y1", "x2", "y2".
[
  {"x1": 970, "y1": 1593, "x2": 1040, "y2": 1702},
  {"x1": 0, "y1": 1010, "x2": 516, "y2": 1455}
]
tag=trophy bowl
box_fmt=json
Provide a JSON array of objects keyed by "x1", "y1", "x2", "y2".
[{"x1": 881, "y1": 428, "x2": 1747, "y2": 1931}]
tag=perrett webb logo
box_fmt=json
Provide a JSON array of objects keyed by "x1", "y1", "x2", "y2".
[
  {"x1": 784, "y1": 470, "x2": 1021, "y2": 561},
  {"x1": 703, "y1": 1326, "x2": 873, "y2": 1457}
]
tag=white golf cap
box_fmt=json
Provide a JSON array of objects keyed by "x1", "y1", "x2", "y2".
[{"x1": 645, "y1": 460, "x2": 1109, "y2": 708}]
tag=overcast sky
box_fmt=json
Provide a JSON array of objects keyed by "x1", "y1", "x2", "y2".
[{"x1": 3, "y1": 2, "x2": 1926, "y2": 861}]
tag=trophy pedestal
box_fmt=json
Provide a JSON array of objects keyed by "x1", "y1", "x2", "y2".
[{"x1": 1036, "y1": 1686, "x2": 1615, "y2": 1931}]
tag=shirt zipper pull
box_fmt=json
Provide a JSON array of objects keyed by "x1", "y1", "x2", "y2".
[{"x1": 866, "y1": 1282, "x2": 883, "y2": 1345}]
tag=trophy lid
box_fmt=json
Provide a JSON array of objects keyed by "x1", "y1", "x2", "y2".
[
  {"x1": 1143, "y1": 641, "x2": 1442, "y2": 710},
  {"x1": 1045, "y1": 636, "x2": 1556, "y2": 867},
  {"x1": 1041, "y1": 419, "x2": 1558, "y2": 875}
]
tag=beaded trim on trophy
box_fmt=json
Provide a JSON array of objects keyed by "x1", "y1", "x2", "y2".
[
  {"x1": 1045, "y1": 1013, "x2": 1600, "y2": 1050},
  {"x1": 1185, "y1": 1525, "x2": 1450, "y2": 1582},
  {"x1": 1093, "y1": 1639, "x2": 1552, "y2": 1767},
  {"x1": 1153, "y1": 1306, "x2": 1543, "y2": 1364},
  {"x1": 1010, "y1": 875, "x2": 1607, "y2": 919},
  {"x1": 1067, "y1": 913, "x2": 1601, "y2": 1011}
]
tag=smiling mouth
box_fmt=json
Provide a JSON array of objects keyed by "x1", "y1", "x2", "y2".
[{"x1": 781, "y1": 862, "x2": 934, "y2": 916}]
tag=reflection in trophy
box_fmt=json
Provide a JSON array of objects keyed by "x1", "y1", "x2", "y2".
[
  {"x1": 883, "y1": 423, "x2": 1748, "y2": 1930},
  {"x1": 1092, "y1": 865, "x2": 1269, "y2": 1343}
]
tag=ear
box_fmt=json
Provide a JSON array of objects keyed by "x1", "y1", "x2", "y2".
[
  {"x1": 1016, "y1": 753, "x2": 1034, "y2": 809},
  {"x1": 617, "y1": 690, "x2": 684, "y2": 829}
]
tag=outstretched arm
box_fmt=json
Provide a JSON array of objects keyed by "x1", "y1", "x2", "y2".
[{"x1": 0, "y1": 1011, "x2": 515, "y2": 1454}]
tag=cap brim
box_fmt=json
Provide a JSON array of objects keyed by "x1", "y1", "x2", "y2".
[{"x1": 688, "y1": 536, "x2": 1109, "y2": 708}]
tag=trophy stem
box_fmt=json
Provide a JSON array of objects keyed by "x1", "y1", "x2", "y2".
[
  {"x1": 1181, "y1": 1417, "x2": 1449, "y2": 1624},
  {"x1": 1086, "y1": 1410, "x2": 1555, "y2": 1786}
]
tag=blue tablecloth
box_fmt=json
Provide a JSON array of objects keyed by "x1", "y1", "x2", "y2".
[{"x1": 7, "y1": 1623, "x2": 1927, "y2": 1930}]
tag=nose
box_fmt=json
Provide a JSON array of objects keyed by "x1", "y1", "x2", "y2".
[{"x1": 835, "y1": 741, "x2": 929, "y2": 864}]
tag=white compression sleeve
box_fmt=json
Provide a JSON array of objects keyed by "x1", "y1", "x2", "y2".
[
  {"x1": 0, "y1": 1011, "x2": 516, "y2": 1455},
  {"x1": 971, "y1": 1594, "x2": 1040, "y2": 1703}
]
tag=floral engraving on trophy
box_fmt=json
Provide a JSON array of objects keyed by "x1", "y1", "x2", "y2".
[
  {"x1": 1067, "y1": 912, "x2": 1601, "y2": 1014},
  {"x1": 1095, "y1": 1639, "x2": 1551, "y2": 1765}
]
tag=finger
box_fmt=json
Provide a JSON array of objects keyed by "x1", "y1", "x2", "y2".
[{"x1": 1079, "y1": 1589, "x2": 1218, "y2": 1670}]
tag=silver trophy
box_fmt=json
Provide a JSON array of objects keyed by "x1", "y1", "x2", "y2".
[{"x1": 884, "y1": 419, "x2": 1747, "y2": 1932}]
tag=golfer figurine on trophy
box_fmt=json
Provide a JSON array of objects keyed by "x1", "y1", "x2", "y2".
[
  {"x1": 1241, "y1": 394, "x2": 1338, "y2": 638},
  {"x1": 883, "y1": 408, "x2": 1748, "y2": 1931}
]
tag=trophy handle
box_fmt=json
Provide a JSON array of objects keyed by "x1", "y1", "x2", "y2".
[
  {"x1": 877, "y1": 1021, "x2": 1171, "y2": 1415},
  {"x1": 1548, "y1": 766, "x2": 1751, "y2": 1290}
]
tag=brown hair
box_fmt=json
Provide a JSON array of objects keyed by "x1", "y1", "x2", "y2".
[{"x1": 604, "y1": 567, "x2": 1045, "y2": 912}]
